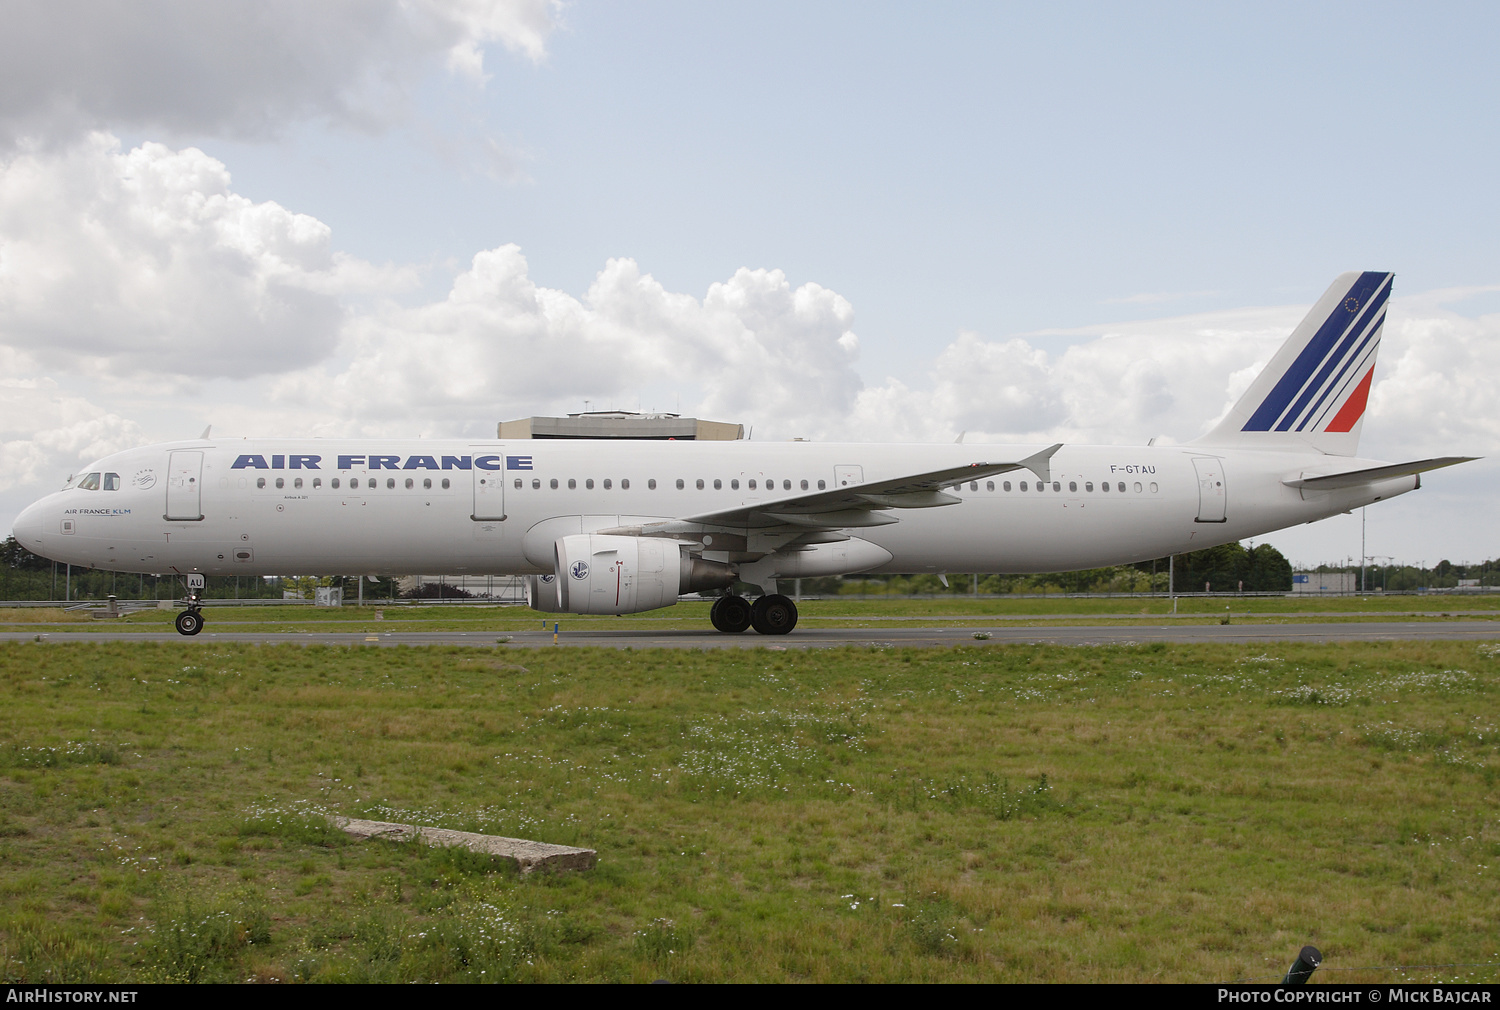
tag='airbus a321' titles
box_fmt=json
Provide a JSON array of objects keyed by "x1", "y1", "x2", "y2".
[{"x1": 11, "y1": 272, "x2": 1477, "y2": 636}]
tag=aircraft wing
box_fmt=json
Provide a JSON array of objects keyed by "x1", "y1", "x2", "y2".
[
  {"x1": 678, "y1": 444, "x2": 1063, "y2": 532},
  {"x1": 1283, "y1": 455, "x2": 1478, "y2": 490}
]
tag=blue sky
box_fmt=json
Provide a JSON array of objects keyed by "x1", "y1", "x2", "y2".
[{"x1": 1, "y1": 1, "x2": 1496, "y2": 566}]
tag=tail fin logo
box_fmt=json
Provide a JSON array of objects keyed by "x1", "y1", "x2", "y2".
[{"x1": 1241, "y1": 271, "x2": 1391, "y2": 434}]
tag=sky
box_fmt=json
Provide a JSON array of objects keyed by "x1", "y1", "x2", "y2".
[{"x1": 0, "y1": 0, "x2": 1496, "y2": 569}]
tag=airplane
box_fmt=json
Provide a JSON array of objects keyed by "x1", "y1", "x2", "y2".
[{"x1": 8, "y1": 271, "x2": 1477, "y2": 637}]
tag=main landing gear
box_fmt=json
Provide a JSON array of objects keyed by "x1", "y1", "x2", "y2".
[
  {"x1": 710, "y1": 593, "x2": 797, "y2": 635},
  {"x1": 175, "y1": 573, "x2": 205, "y2": 636}
]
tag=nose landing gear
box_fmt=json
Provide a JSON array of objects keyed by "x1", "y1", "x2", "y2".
[
  {"x1": 175, "y1": 573, "x2": 205, "y2": 636},
  {"x1": 175, "y1": 609, "x2": 204, "y2": 636}
]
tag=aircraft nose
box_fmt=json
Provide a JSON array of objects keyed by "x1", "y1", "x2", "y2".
[{"x1": 11, "y1": 499, "x2": 49, "y2": 552}]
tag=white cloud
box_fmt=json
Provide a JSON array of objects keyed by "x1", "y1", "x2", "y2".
[
  {"x1": 0, "y1": 377, "x2": 145, "y2": 491},
  {"x1": 0, "y1": 0, "x2": 560, "y2": 145},
  {"x1": 1373, "y1": 306, "x2": 1500, "y2": 458},
  {"x1": 271, "y1": 248, "x2": 864, "y2": 438},
  {"x1": 0, "y1": 134, "x2": 411, "y2": 380}
]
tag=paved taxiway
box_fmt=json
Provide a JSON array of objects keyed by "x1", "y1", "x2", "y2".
[{"x1": 4, "y1": 621, "x2": 1498, "y2": 648}]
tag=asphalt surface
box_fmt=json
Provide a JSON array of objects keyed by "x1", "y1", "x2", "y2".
[{"x1": 5, "y1": 621, "x2": 1499, "y2": 648}]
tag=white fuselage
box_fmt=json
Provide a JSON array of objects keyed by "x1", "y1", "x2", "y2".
[{"x1": 13, "y1": 438, "x2": 1417, "y2": 578}]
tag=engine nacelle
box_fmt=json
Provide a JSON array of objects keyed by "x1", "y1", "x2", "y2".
[
  {"x1": 550, "y1": 534, "x2": 733, "y2": 615},
  {"x1": 525, "y1": 574, "x2": 564, "y2": 612}
]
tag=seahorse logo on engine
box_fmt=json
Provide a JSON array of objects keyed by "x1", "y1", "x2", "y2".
[{"x1": 570, "y1": 561, "x2": 589, "y2": 580}]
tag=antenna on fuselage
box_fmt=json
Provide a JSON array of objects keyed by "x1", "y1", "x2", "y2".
[{"x1": 199, "y1": 425, "x2": 212, "y2": 440}]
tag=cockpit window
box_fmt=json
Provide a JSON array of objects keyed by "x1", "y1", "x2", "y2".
[
  {"x1": 104, "y1": 473, "x2": 121, "y2": 491},
  {"x1": 77, "y1": 472, "x2": 101, "y2": 490}
]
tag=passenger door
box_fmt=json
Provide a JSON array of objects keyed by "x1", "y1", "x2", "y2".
[
  {"x1": 1191, "y1": 456, "x2": 1227, "y2": 523},
  {"x1": 472, "y1": 449, "x2": 507, "y2": 521},
  {"x1": 165, "y1": 451, "x2": 204, "y2": 521}
]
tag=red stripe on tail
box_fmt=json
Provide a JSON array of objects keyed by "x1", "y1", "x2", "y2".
[{"x1": 1324, "y1": 367, "x2": 1374, "y2": 433}]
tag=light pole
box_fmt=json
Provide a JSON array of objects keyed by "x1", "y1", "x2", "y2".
[{"x1": 1360, "y1": 508, "x2": 1366, "y2": 592}]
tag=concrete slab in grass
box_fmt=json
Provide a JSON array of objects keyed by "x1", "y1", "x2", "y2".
[{"x1": 333, "y1": 816, "x2": 596, "y2": 874}]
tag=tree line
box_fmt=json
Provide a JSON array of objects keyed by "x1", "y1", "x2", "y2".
[{"x1": 2, "y1": 533, "x2": 1496, "y2": 601}]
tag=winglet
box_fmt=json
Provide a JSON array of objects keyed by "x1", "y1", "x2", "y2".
[{"x1": 1020, "y1": 443, "x2": 1063, "y2": 483}]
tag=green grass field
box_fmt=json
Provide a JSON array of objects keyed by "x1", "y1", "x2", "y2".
[{"x1": 1, "y1": 638, "x2": 1497, "y2": 983}]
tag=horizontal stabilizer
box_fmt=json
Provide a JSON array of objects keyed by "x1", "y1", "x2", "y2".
[{"x1": 1283, "y1": 456, "x2": 1479, "y2": 490}]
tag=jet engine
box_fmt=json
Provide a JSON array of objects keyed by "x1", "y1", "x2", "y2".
[
  {"x1": 525, "y1": 573, "x2": 564, "y2": 612},
  {"x1": 550, "y1": 534, "x2": 734, "y2": 615}
]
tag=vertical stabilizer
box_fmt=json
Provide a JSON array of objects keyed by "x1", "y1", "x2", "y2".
[{"x1": 1192, "y1": 271, "x2": 1392, "y2": 456}]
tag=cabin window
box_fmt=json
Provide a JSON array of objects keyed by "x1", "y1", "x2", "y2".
[
  {"x1": 295, "y1": 477, "x2": 304, "y2": 489},
  {"x1": 603, "y1": 479, "x2": 612, "y2": 489},
  {"x1": 1068, "y1": 481, "x2": 1077, "y2": 492},
  {"x1": 533, "y1": 478, "x2": 541, "y2": 489},
  {"x1": 696, "y1": 478, "x2": 704, "y2": 490},
  {"x1": 1150, "y1": 482, "x2": 1158, "y2": 493},
  {"x1": 731, "y1": 479, "x2": 739, "y2": 490},
  {"x1": 1050, "y1": 481, "x2": 1059, "y2": 492},
  {"x1": 713, "y1": 479, "x2": 722, "y2": 490},
  {"x1": 986, "y1": 481, "x2": 994, "y2": 491},
  {"x1": 104, "y1": 473, "x2": 121, "y2": 490},
  {"x1": 765, "y1": 477, "x2": 772, "y2": 488},
  {"x1": 422, "y1": 478, "x2": 430, "y2": 489},
  {"x1": 648, "y1": 478, "x2": 656, "y2": 490},
  {"x1": 817, "y1": 479, "x2": 826, "y2": 490},
  {"x1": 1134, "y1": 482, "x2": 1143, "y2": 493},
  {"x1": 586, "y1": 479, "x2": 594, "y2": 489},
  {"x1": 676, "y1": 478, "x2": 685, "y2": 490},
  {"x1": 801, "y1": 479, "x2": 809, "y2": 490},
  {"x1": 1117, "y1": 482, "x2": 1126, "y2": 493},
  {"x1": 257, "y1": 477, "x2": 266, "y2": 489},
  {"x1": 621, "y1": 478, "x2": 630, "y2": 489},
  {"x1": 749, "y1": 479, "x2": 757, "y2": 489},
  {"x1": 568, "y1": 478, "x2": 576, "y2": 489},
  {"x1": 314, "y1": 478, "x2": 322, "y2": 489},
  {"x1": 1019, "y1": 481, "x2": 1027, "y2": 491},
  {"x1": 549, "y1": 478, "x2": 558, "y2": 489},
  {"x1": 514, "y1": 478, "x2": 522, "y2": 489},
  {"x1": 969, "y1": 481, "x2": 978, "y2": 491},
  {"x1": 1085, "y1": 482, "x2": 1093, "y2": 492},
  {"x1": 1003, "y1": 481, "x2": 1012, "y2": 491},
  {"x1": 1101, "y1": 481, "x2": 1109, "y2": 492},
  {"x1": 441, "y1": 478, "x2": 450, "y2": 490},
  {"x1": 332, "y1": 478, "x2": 341, "y2": 489}
]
